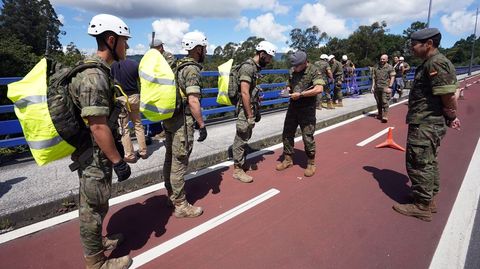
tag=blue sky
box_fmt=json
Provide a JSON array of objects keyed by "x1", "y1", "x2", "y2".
[{"x1": 50, "y1": 0, "x2": 480, "y2": 56}]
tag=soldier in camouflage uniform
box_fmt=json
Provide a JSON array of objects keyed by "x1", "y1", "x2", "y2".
[
  {"x1": 328, "y1": 55, "x2": 344, "y2": 107},
  {"x1": 371, "y1": 54, "x2": 395, "y2": 123},
  {"x1": 314, "y1": 54, "x2": 334, "y2": 109},
  {"x1": 232, "y1": 41, "x2": 276, "y2": 183},
  {"x1": 276, "y1": 51, "x2": 325, "y2": 177},
  {"x1": 72, "y1": 14, "x2": 133, "y2": 269},
  {"x1": 393, "y1": 28, "x2": 461, "y2": 222},
  {"x1": 162, "y1": 31, "x2": 208, "y2": 218}
]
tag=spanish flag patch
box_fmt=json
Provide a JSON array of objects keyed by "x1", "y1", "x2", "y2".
[{"x1": 429, "y1": 70, "x2": 438, "y2": 77}]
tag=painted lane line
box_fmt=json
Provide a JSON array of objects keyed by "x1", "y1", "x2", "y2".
[
  {"x1": 429, "y1": 138, "x2": 480, "y2": 269},
  {"x1": 356, "y1": 127, "x2": 395, "y2": 147},
  {"x1": 130, "y1": 188, "x2": 280, "y2": 268}
]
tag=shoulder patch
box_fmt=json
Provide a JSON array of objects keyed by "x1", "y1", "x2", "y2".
[{"x1": 429, "y1": 70, "x2": 438, "y2": 77}]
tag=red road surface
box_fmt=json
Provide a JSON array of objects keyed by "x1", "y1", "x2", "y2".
[{"x1": 1, "y1": 76, "x2": 479, "y2": 269}]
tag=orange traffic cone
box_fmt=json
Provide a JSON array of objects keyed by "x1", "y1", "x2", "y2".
[{"x1": 375, "y1": 127, "x2": 405, "y2": 151}]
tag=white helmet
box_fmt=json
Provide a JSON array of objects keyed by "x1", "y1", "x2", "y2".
[
  {"x1": 399, "y1": 56, "x2": 404, "y2": 61},
  {"x1": 88, "y1": 14, "x2": 130, "y2": 37},
  {"x1": 342, "y1": 55, "x2": 348, "y2": 61},
  {"x1": 328, "y1": 55, "x2": 335, "y2": 61},
  {"x1": 320, "y1": 54, "x2": 328, "y2": 60},
  {"x1": 182, "y1": 31, "x2": 208, "y2": 50},
  {"x1": 256, "y1": 41, "x2": 276, "y2": 57}
]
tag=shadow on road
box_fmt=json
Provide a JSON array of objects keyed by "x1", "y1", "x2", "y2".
[
  {"x1": 0, "y1": 176, "x2": 27, "y2": 198},
  {"x1": 363, "y1": 166, "x2": 411, "y2": 203}
]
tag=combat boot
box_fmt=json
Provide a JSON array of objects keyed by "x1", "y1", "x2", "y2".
[
  {"x1": 174, "y1": 200, "x2": 203, "y2": 218},
  {"x1": 85, "y1": 251, "x2": 132, "y2": 269},
  {"x1": 316, "y1": 104, "x2": 322, "y2": 110},
  {"x1": 381, "y1": 111, "x2": 388, "y2": 123},
  {"x1": 304, "y1": 158, "x2": 316, "y2": 177},
  {"x1": 102, "y1": 233, "x2": 124, "y2": 251},
  {"x1": 233, "y1": 166, "x2": 253, "y2": 183},
  {"x1": 335, "y1": 100, "x2": 343, "y2": 107},
  {"x1": 276, "y1": 155, "x2": 293, "y2": 171},
  {"x1": 392, "y1": 201, "x2": 432, "y2": 222},
  {"x1": 327, "y1": 101, "x2": 335, "y2": 109}
]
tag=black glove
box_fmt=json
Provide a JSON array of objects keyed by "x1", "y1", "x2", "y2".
[
  {"x1": 255, "y1": 110, "x2": 261, "y2": 122},
  {"x1": 197, "y1": 126, "x2": 207, "y2": 142},
  {"x1": 113, "y1": 159, "x2": 131, "y2": 182}
]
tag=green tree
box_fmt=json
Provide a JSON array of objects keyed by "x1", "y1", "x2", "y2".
[
  {"x1": 287, "y1": 26, "x2": 328, "y2": 51},
  {"x1": 0, "y1": 0, "x2": 63, "y2": 56},
  {"x1": 403, "y1": 21, "x2": 427, "y2": 38},
  {"x1": 346, "y1": 21, "x2": 387, "y2": 66},
  {"x1": 51, "y1": 42, "x2": 84, "y2": 66}
]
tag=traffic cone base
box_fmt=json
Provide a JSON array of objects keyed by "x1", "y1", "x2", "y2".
[{"x1": 376, "y1": 127, "x2": 405, "y2": 151}]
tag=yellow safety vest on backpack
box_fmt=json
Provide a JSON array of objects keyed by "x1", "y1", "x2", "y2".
[
  {"x1": 139, "y1": 49, "x2": 177, "y2": 121},
  {"x1": 7, "y1": 58, "x2": 76, "y2": 165},
  {"x1": 217, "y1": 59, "x2": 234, "y2": 106}
]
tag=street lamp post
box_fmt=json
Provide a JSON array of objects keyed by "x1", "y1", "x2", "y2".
[
  {"x1": 427, "y1": 0, "x2": 433, "y2": 27},
  {"x1": 468, "y1": 7, "x2": 479, "y2": 76}
]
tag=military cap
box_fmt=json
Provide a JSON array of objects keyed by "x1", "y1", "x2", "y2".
[
  {"x1": 289, "y1": 50, "x2": 307, "y2": 66},
  {"x1": 150, "y1": 38, "x2": 164, "y2": 47},
  {"x1": 410, "y1": 28, "x2": 440, "y2": 41}
]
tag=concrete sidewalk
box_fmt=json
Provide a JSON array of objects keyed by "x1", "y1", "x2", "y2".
[{"x1": 0, "y1": 92, "x2": 386, "y2": 231}]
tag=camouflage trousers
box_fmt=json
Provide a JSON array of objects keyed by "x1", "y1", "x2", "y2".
[
  {"x1": 333, "y1": 76, "x2": 343, "y2": 101},
  {"x1": 163, "y1": 113, "x2": 194, "y2": 203},
  {"x1": 232, "y1": 107, "x2": 255, "y2": 167},
  {"x1": 406, "y1": 124, "x2": 447, "y2": 204},
  {"x1": 282, "y1": 104, "x2": 316, "y2": 158},
  {"x1": 374, "y1": 87, "x2": 391, "y2": 114},
  {"x1": 78, "y1": 146, "x2": 112, "y2": 256}
]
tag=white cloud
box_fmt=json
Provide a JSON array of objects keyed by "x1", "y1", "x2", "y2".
[
  {"x1": 296, "y1": 3, "x2": 351, "y2": 38},
  {"x1": 128, "y1": 43, "x2": 147, "y2": 55},
  {"x1": 51, "y1": 0, "x2": 289, "y2": 18},
  {"x1": 58, "y1": 14, "x2": 65, "y2": 25},
  {"x1": 243, "y1": 13, "x2": 291, "y2": 43},
  {"x1": 151, "y1": 19, "x2": 190, "y2": 54},
  {"x1": 235, "y1": 17, "x2": 249, "y2": 31},
  {"x1": 441, "y1": 9, "x2": 478, "y2": 36}
]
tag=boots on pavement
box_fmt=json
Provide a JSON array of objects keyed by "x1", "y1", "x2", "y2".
[
  {"x1": 327, "y1": 101, "x2": 335, "y2": 109},
  {"x1": 336, "y1": 100, "x2": 343, "y2": 107},
  {"x1": 381, "y1": 111, "x2": 388, "y2": 123},
  {"x1": 304, "y1": 158, "x2": 316, "y2": 177},
  {"x1": 85, "y1": 251, "x2": 132, "y2": 269},
  {"x1": 174, "y1": 200, "x2": 203, "y2": 218},
  {"x1": 233, "y1": 165, "x2": 253, "y2": 183},
  {"x1": 276, "y1": 155, "x2": 293, "y2": 171},
  {"x1": 392, "y1": 201, "x2": 432, "y2": 222}
]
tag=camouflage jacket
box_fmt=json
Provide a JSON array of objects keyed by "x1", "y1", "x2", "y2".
[
  {"x1": 330, "y1": 59, "x2": 344, "y2": 77},
  {"x1": 314, "y1": 60, "x2": 331, "y2": 82},
  {"x1": 163, "y1": 50, "x2": 177, "y2": 69},
  {"x1": 372, "y1": 63, "x2": 395, "y2": 89},
  {"x1": 237, "y1": 58, "x2": 261, "y2": 97},
  {"x1": 288, "y1": 63, "x2": 325, "y2": 108},
  {"x1": 406, "y1": 51, "x2": 458, "y2": 125}
]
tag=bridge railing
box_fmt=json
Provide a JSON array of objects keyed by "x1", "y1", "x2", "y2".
[{"x1": 1, "y1": 65, "x2": 479, "y2": 149}]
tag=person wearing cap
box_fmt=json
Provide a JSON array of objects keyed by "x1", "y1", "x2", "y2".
[
  {"x1": 393, "y1": 28, "x2": 461, "y2": 222},
  {"x1": 328, "y1": 55, "x2": 345, "y2": 107},
  {"x1": 72, "y1": 13, "x2": 132, "y2": 268},
  {"x1": 276, "y1": 50, "x2": 325, "y2": 177},
  {"x1": 314, "y1": 54, "x2": 334, "y2": 109},
  {"x1": 232, "y1": 40, "x2": 276, "y2": 183},
  {"x1": 392, "y1": 56, "x2": 410, "y2": 100},
  {"x1": 371, "y1": 54, "x2": 395, "y2": 123}
]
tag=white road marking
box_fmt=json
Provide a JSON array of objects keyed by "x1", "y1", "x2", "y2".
[
  {"x1": 130, "y1": 188, "x2": 280, "y2": 268},
  {"x1": 356, "y1": 127, "x2": 395, "y2": 147},
  {"x1": 429, "y1": 138, "x2": 480, "y2": 269}
]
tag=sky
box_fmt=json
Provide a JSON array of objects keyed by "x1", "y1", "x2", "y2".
[{"x1": 50, "y1": 0, "x2": 480, "y2": 56}]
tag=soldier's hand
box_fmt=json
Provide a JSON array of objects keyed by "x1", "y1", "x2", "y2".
[
  {"x1": 113, "y1": 159, "x2": 131, "y2": 182},
  {"x1": 197, "y1": 126, "x2": 207, "y2": 142},
  {"x1": 448, "y1": 117, "x2": 461, "y2": 130},
  {"x1": 290, "y1": 92, "x2": 301, "y2": 100},
  {"x1": 247, "y1": 117, "x2": 255, "y2": 128}
]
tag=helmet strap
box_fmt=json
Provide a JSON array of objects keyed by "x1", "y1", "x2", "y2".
[{"x1": 103, "y1": 34, "x2": 120, "y2": 61}]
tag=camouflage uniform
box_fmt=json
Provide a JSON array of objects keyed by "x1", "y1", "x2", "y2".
[
  {"x1": 314, "y1": 59, "x2": 332, "y2": 103},
  {"x1": 163, "y1": 57, "x2": 202, "y2": 204},
  {"x1": 163, "y1": 50, "x2": 177, "y2": 68},
  {"x1": 282, "y1": 64, "x2": 325, "y2": 158},
  {"x1": 406, "y1": 51, "x2": 458, "y2": 204},
  {"x1": 372, "y1": 63, "x2": 395, "y2": 114},
  {"x1": 69, "y1": 55, "x2": 116, "y2": 256},
  {"x1": 232, "y1": 58, "x2": 261, "y2": 168},
  {"x1": 330, "y1": 59, "x2": 344, "y2": 102}
]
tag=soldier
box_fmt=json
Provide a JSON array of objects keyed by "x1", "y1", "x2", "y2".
[
  {"x1": 392, "y1": 56, "x2": 410, "y2": 100},
  {"x1": 72, "y1": 14, "x2": 132, "y2": 268},
  {"x1": 342, "y1": 55, "x2": 356, "y2": 95},
  {"x1": 314, "y1": 54, "x2": 334, "y2": 109},
  {"x1": 111, "y1": 58, "x2": 148, "y2": 163},
  {"x1": 163, "y1": 31, "x2": 208, "y2": 218},
  {"x1": 232, "y1": 41, "x2": 276, "y2": 183},
  {"x1": 393, "y1": 28, "x2": 461, "y2": 222},
  {"x1": 371, "y1": 54, "x2": 395, "y2": 123},
  {"x1": 328, "y1": 55, "x2": 344, "y2": 107},
  {"x1": 276, "y1": 51, "x2": 325, "y2": 177}
]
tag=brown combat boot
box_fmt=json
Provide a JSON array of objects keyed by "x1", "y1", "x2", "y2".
[
  {"x1": 327, "y1": 101, "x2": 335, "y2": 109},
  {"x1": 85, "y1": 251, "x2": 132, "y2": 269},
  {"x1": 304, "y1": 158, "x2": 316, "y2": 177},
  {"x1": 174, "y1": 200, "x2": 203, "y2": 218},
  {"x1": 335, "y1": 100, "x2": 343, "y2": 107},
  {"x1": 102, "y1": 233, "x2": 124, "y2": 251},
  {"x1": 276, "y1": 155, "x2": 293, "y2": 171},
  {"x1": 233, "y1": 166, "x2": 253, "y2": 183},
  {"x1": 392, "y1": 201, "x2": 432, "y2": 222}
]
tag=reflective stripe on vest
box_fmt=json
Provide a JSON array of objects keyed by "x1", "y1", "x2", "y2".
[
  {"x1": 216, "y1": 59, "x2": 234, "y2": 106},
  {"x1": 7, "y1": 58, "x2": 75, "y2": 166},
  {"x1": 139, "y1": 49, "x2": 177, "y2": 121}
]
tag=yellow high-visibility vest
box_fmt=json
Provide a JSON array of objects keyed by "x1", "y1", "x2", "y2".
[
  {"x1": 7, "y1": 58, "x2": 75, "y2": 166},
  {"x1": 139, "y1": 49, "x2": 177, "y2": 121},
  {"x1": 216, "y1": 59, "x2": 234, "y2": 106}
]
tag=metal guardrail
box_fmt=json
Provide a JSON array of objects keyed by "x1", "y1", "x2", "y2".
[{"x1": 1, "y1": 65, "x2": 479, "y2": 149}]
